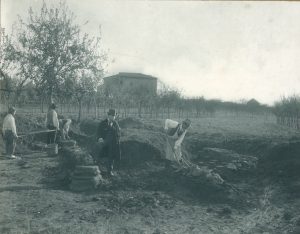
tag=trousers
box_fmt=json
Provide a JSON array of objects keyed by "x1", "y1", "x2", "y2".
[{"x1": 3, "y1": 130, "x2": 16, "y2": 155}]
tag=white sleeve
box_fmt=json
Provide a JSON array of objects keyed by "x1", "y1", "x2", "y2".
[
  {"x1": 12, "y1": 117, "x2": 17, "y2": 135},
  {"x1": 164, "y1": 119, "x2": 179, "y2": 130}
]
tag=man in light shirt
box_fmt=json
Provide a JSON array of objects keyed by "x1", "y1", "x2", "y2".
[
  {"x1": 2, "y1": 107, "x2": 18, "y2": 159},
  {"x1": 164, "y1": 118, "x2": 191, "y2": 162},
  {"x1": 46, "y1": 103, "x2": 59, "y2": 144}
]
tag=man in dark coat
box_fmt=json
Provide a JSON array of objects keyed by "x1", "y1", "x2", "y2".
[{"x1": 96, "y1": 109, "x2": 121, "y2": 176}]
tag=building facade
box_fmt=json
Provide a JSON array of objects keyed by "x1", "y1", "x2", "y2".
[{"x1": 103, "y1": 72, "x2": 157, "y2": 97}]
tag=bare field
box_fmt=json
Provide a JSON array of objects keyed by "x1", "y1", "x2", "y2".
[{"x1": 0, "y1": 113, "x2": 300, "y2": 234}]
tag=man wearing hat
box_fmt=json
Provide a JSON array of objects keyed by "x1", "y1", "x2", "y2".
[
  {"x1": 2, "y1": 107, "x2": 18, "y2": 159},
  {"x1": 164, "y1": 118, "x2": 191, "y2": 163},
  {"x1": 96, "y1": 109, "x2": 121, "y2": 176}
]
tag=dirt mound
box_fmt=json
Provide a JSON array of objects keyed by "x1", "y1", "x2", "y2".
[
  {"x1": 70, "y1": 166, "x2": 103, "y2": 192},
  {"x1": 90, "y1": 128, "x2": 167, "y2": 168},
  {"x1": 70, "y1": 118, "x2": 265, "y2": 205},
  {"x1": 79, "y1": 119, "x2": 99, "y2": 136},
  {"x1": 185, "y1": 131, "x2": 276, "y2": 159},
  {"x1": 257, "y1": 140, "x2": 300, "y2": 200},
  {"x1": 121, "y1": 140, "x2": 163, "y2": 168},
  {"x1": 118, "y1": 117, "x2": 144, "y2": 129},
  {"x1": 260, "y1": 141, "x2": 300, "y2": 179},
  {"x1": 59, "y1": 146, "x2": 94, "y2": 172},
  {"x1": 121, "y1": 129, "x2": 166, "y2": 154},
  {"x1": 195, "y1": 147, "x2": 258, "y2": 181}
]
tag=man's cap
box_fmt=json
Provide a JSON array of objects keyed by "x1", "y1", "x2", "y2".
[
  {"x1": 50, "y1": 103, "x2": 56, "y2": 109},
  {"x1": 8, "y1": 106, "x2": 16, "y2": 114},
  {"x1": 182, "y1": 119, "x2": 191, "y2": 127},
  {"x1": 107, "y1": 109, "x2": 116, "y2": 116}
]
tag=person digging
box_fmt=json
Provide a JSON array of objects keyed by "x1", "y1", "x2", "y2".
[
  {"x1": 164, "y1": 118, "x2": 224, "y2": 185},
  {"x1": 164, "y1": 118, "x2": 191, "y2": 166},
  {"x1": 96, "y1": 109, "x2": 121, "y2": 177}
]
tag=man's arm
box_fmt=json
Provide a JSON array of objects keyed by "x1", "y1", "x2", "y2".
[
  {"x1": 164, "y1": 119, "x2": 179, "y2": 131},
  {"x1": 174, "y1": 130, "x2": 187, "y2": 148},
  {"x1": 114, "y1": 121, "x2": 121, "y2": 138},
  {"x1": 12, "y1": 117, "x2": 17, "y2": 137}
]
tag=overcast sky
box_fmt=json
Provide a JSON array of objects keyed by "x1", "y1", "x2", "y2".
[{"x1": 2, "y1": 0, "x2": 300, "y2": 105}]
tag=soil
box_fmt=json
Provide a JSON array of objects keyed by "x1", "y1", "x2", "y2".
[{"x1": 1, "y1": 115, "x2": 300, "y2": 234}]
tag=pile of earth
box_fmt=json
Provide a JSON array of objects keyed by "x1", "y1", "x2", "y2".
[
  {"x1": 67, "y1": 118, "x2": 260, "y2": 205},
  {"x1": 258, "y1": 140, "x2": 300, "y2": 196},
  {"x1": 194, "y1": 147, "x2": 258, "y2": 182},
  {"x1": 184, "y1": 131, "x2": 279, "y2": 158},
  {"x1": 73, "y1": 118, "x2": 259, "y2": 178},
  {"x1": 73, "y1": 118, "x2": 167, "y2": 164},
  {"x1": 6, "y1": 115, "x2": 300, "y2": 207}
]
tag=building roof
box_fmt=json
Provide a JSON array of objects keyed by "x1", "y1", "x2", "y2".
[{"x1": 104, "y1": 72, "x2": 158, "y2": 80}]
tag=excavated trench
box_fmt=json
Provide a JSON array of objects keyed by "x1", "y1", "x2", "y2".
[
  {"x1": 17, "y1": 117, "x2": 300, "y2": 208},
  {"x1": 62, "y1": 119, "x2": 299, "y2": 208}
]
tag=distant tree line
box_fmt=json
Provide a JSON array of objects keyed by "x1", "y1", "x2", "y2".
[
  {"x1": 273, "y1": 95, "x2": 300, "y2": 129},
  {"x1": 1, "y1": 77, "x2": 272, "y2": 120}
]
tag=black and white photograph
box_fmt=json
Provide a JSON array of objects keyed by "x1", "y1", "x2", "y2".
[{"x1": 1, "y1": 0, "x2": 300, "y2": 233}]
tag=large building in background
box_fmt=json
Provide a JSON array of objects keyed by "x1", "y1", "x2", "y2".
[{"x1": 103, "y1": 72, "x2": 158, "y2": 97}]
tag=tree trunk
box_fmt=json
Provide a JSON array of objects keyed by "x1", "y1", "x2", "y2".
[{"x1": 77, "y1": 98, "x2": 82, "y2": 122}]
